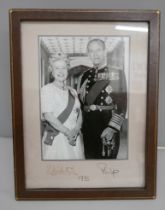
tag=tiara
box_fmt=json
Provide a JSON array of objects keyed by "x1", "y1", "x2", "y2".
[{"x1": 49, "y1": 51, "x2": 68, "y2": 62}]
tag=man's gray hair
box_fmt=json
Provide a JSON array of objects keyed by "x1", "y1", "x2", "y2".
[{"x1": 87, "y1": 39, "x2": 106, "y2": 51}]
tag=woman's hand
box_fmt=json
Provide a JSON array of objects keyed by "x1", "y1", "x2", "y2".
[
  {"x1": 63, "y1": 127, "x2": 71, "y2": 137},
  {"x1": 70, "y1": 127, "x2": 80, "y2": 138},
  {"x1": 62, "y1": 128, "x2": 76, "y2": 146},
  {"x1": 67, "y1": 127, "x2": 80, "y2": 146},
  {"x1": 68, "y1": 138, "x2": 76, "y2": 146}
]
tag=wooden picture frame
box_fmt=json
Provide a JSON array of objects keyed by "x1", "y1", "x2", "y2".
[{"x1": 9, "y1": 9, "x2": 160, "y2": 200}]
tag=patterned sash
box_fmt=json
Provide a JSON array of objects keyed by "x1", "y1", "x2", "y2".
[{"x1": 85, "y1": 80, "x2": 109, "y2": 105}]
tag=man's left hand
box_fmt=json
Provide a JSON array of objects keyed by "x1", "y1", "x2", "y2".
[{"x1": 101, "y1": 127, "x2": 116, "y2": 141}]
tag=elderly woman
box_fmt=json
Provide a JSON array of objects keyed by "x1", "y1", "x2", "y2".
[{"x1": 41, "y1": 55, "x2": 84, "y2": 160}]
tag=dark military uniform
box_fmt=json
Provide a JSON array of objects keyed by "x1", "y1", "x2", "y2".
[{"x1": 78, "y1": 66, "x2": 127, "y2": 159}]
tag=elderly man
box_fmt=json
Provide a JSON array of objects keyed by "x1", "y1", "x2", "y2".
[{"x1": 78, "y1": 39, "x2": 127, "y2": 159}]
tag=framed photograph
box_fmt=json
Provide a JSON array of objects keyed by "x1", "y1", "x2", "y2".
[{"x1": 10, "y1": 9, "x2": 160, "y2": 200}]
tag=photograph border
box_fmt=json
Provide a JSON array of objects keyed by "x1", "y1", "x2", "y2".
[{"x1": 9, "y1": 9, "x2": 160, "y2": 200}]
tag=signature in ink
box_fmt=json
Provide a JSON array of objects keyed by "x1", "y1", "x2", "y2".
[
  {"x1": 96, "y1": 162, "x2": 120, "y2": 177},
  {"x1": 47, "y1": 165, "x2": 90, "y2": 181},
  {"x1": 47, "y1": 165, "x2": 78, "y2": 176}
]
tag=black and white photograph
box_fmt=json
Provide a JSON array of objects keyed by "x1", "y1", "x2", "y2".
[{"x1": 39, "y1": 36, "x2": 129, "y2": 160}]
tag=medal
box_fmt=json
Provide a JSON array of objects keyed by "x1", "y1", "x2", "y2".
[
  {"x1": 105, "y1": 85, "x2": 113, "y2": 94},
  {"x1": 105, "y1": 96, "x2": 112, "y2": 104}
]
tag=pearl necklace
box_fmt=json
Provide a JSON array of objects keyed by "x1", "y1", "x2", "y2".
[{"x1": 53, "y1": 82, "x2": 67, "y2": 90}]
